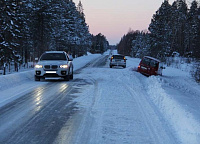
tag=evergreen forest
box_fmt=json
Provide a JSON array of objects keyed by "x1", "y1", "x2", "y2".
[
  {"x1": 0, "y1": 0, "x2": 109, "y2": 70},
  {"x1": 117, "y1": 0, "x2": 200, "y2": 60}
]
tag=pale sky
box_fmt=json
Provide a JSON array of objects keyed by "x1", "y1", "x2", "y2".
[{"x1": 73, "y1": 0, "x2": 175, "y2": 45}]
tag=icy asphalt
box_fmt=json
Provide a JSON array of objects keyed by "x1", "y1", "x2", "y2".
[{"x1": 0, "y1": 50, "x2": 200, "y2": 144}]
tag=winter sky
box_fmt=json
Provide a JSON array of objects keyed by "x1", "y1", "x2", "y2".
[{"x1": 73, "y1": 0, "x2": 187, "y2": 45}]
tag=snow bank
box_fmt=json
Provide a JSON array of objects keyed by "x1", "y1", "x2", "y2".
[
  {"x1": 163, "y1": 65, "x2": 191, "y2": 77},
  {"x1": 166, "y1": 57, "x2": 193, "y2": 73},
  {"x1": 73, "y1": 54, "x2": 102, "y2": 70},
  {"x1": 146, "y1": 76, "x2": 200, "y2": 144},
  {"x1": 0, "y1": 70, "x2": 34, "y2": 91}
]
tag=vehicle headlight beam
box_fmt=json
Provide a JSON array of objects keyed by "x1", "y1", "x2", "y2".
[
  {"x1": 35, "y1": 65, "x2": 43, "y2": 68},
  {"x1": 60, "y1": 65, "x2": 68, "y2": 69}
]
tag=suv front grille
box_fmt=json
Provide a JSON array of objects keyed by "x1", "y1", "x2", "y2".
[
  {"x1": 44, "y1": 65, "x2": 50, "y2": 69},
  {"x1": 52, "y1": 65, "x2": 58, "y2": 69},
  {"x1": 44, "y1": 65, "x2": 58, "y2": 70}
]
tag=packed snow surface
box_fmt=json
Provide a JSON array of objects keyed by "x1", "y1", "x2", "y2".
[{"x1": 0, "y1": 50, "x2": 200, "y2": 144}]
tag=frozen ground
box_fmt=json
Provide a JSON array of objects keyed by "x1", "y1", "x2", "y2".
[{"x1": 0, "y1": 50, "x2": 200, "y2": 144}]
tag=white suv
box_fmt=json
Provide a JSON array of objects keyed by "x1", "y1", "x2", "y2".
[{"x1": 34, "y1": 51, "x2": 73, "y2": 81}]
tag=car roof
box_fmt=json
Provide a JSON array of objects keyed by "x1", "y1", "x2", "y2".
[
  {"x1": 44, "y1": 51, "x2": 65, "y2": 53},
  {"x1": 143, "y1": 56, "x2": 161, "y2": 62},
  {"x1": 112, "y1": 54, "x2": 125, "y2": 57}
]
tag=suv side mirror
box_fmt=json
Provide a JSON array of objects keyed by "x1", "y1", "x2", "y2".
[
  {"x1": 68, "y1": 55, "x2": 73, "y2": 61},
  {"x1": 160, "y1": 66, "x2": 165, "y2": 69}
]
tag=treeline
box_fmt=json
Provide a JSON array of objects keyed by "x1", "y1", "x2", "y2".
[
  {"x1": 90, "y1": 33, "x2": 109, "y2": 54},
  {"x1": 117, "y1": 0, "x2": 200, "y2": 60},
  {"x1": 0, "y1": 0, "x2": 109, "y2": 70}
]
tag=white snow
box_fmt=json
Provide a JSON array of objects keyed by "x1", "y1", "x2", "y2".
[
  {"x1": 0, "y1": 50, "x2": 200, "y2": 143},
  {"x1": 147, "y1": 76, "x2": 200, "y2": 144},
  {"x1": 10, "y1": 20, "x2": 14, "y2": 25},
  {"x1": 71, "y1": 52, "x2": 200, "y2": 144}
]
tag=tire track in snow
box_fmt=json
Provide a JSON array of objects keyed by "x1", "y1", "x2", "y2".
[
  {"x1": 72, "y1": 67, "x2": 179, "y2": 144},
  {"x1": 116, "y1": 74, "x2": 178, "y2": 144}
]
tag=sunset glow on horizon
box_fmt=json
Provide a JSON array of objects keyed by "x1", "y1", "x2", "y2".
[{"x1": 73, "y1": 0, "x2": 178, "y2": 45}]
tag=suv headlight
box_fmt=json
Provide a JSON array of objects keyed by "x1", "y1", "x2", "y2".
[
  {"x1": 60, "y1": 65, "x2": 68, "y2": 68},
  {"x1": 35, "y1": 65, "x2": 43, "y2": 68}
]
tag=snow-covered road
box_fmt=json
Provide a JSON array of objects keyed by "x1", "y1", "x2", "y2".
[
  {"x1": 0, "y1": 51, "x2": 200, "y2": 144},
  {"x1": 70, "y1": 67, "x2": 178, "y2": 144}
]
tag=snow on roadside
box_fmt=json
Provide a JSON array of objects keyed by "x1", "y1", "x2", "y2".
[
  {"x1": 73, "y1": 53, "x2": 102, "y2": 70},
  {"x1": 0, "y1": 70, "x2": 34, "y2": 91},
  {"x1": 146, "y1": 76, "x2": 200, "y2": 144}
]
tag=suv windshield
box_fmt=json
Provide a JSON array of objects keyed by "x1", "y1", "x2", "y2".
[{"x1": 40, "y1": 53, "x2": 67, "y2": 61}]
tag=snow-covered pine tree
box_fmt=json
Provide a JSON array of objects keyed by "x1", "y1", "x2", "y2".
[
  {"x1": 18, "y1": 1, "x2": 34, "y2": 66},
  {"x1": 148, "y1": 0, "x2": 173, "y2": 59},
  {"x1": 77, "y1": 0, "x2": 84, "y2": 19},
  {"x1": 0, "y1": 0, "x2": 8, "y2": 66},
  {"x1": 22, "y1": 0, "x2": 53, "y2": 59},
  {"x1": 131, "y1": 31, "x2": 150, "y2": 58},
  {"x1": 195, "y1": 5, "x2": 200, "y2": 58},
  {"x1": 0, "y1": 0, "x2": 21, "y2": 70},
  {"x1": 76, "y1": 0, "x2": 91, "y2": 56},
  {"x1": 185, "y1": 0, "x2": 199, "y2": 57},
  {"x1": 175, "y1": 0, "x2": 188, "y2": 56},
  {"x1": 90, "y1": 33, "x2": 109, "y2": 54},
  {"x1": 49, "y1": 0, "x2": 91, "y2": 57},
  {"x1": 170, "y1": 1, "x2": 180, "y2": 54},
  {"x1": 50, "y1": 0, "x2": 71, "y2": 51},
  {"x1": 1, "y1": 0, "x2": 92, "y2": 67},
  {"x1": 192, "y1": 2, "x2": 200, "y2": 58},
  {"x1": 60, "y1": 0, "x2": 81, "y2": 55},
  {"x1": 117, "y1": 30, "x2": 139, "y2": 56}
]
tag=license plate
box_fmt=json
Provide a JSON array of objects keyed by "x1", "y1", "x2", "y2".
[
  {"x1": 46, "y1": 71, "x2": 56, "y2": 74},
  {"x1": 141, "y1": 66, "x2": 147, "y2": 70}
]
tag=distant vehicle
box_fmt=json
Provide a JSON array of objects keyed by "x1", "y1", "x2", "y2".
[
  {"x1": 109, "y1": 55, "x2": 127, "y2": 68},
  {"x1": 137, "y1": 56, "x2": 165, "y2": 76},
  {"x1": 34, "y1": 51, "x2": 73, "y2": 81}
]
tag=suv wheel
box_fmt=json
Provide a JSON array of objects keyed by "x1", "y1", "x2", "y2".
[
  {"x1": 64, "y1": 75, "x2": 69, "y2": 81},
  {"x1": 70, "y1": 71, "x2": 73, "y2": 79},
  {"x1": 110, "y1": 65, "x2": 112, "y2": 68},
  {"x1": 64, "y1": 70, "x2": 70, "y2": 81},
  {"x1": 35, "y1": 76, "x2": 40, "y2": 81}
]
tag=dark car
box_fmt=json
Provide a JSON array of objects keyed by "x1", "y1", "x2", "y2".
[
  {"x1": 109, "y1": 55, "x2": 127, "y2": 68},
  {"x1": 137, "y1": 56, "x2": 165, "y2": 76}
]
